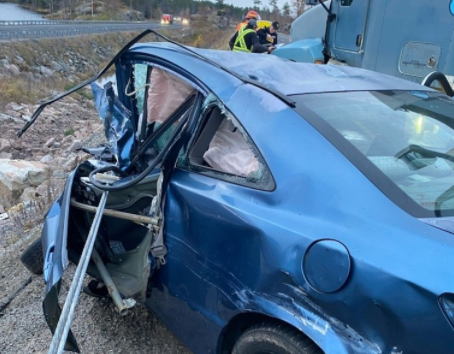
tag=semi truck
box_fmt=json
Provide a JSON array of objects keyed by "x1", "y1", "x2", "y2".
[
  {"x1": 273, "y1": 0, "x2": 454, "y2": 94},
  {"x1": 161, "y1": 14, "x2": 173, "y2": 25}
]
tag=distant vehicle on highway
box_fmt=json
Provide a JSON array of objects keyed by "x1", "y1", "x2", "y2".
[
  {"x1": 161, "y1": 14, "x2": 173, "y2": 25},
  {"x1": 274, "y1": 0, "x2": 454, "y2": 92}
]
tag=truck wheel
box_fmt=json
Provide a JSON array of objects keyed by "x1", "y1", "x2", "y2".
[
  {"x1": 232, "y1": 321, "x2": 323, "y2": 354},
  {"x1": 20, "y1": 237, "x2": 44, "y2": 275}
]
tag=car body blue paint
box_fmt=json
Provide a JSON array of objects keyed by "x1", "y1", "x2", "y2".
[
  {"x1": 37, "y1": 42, "x2": 454, "y2": 354},
  {"x1": 303, "y1": 240, "x2": 351, "y2": 293},
  {"x1": 147, "y1": 91, "x2": 454, "y2": 353},
  {"x1": 129, "y1": 43, "x2": 428, "y2": 96}
]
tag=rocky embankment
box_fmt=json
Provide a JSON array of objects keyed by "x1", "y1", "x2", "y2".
[
  {"x1": 0, "y1": 96, "x2": 104, "y2": 249},
  {"x1": 0, "y1": 96, "x2": 103, "y2": 197},
  {"x1": 0, "y1": 33, "x2": 140, "y2": 225}
]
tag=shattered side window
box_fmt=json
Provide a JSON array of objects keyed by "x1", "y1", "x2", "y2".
[
  {"x1": 132, "y1": 64, "x2": 148, "y2": 117},
  {"x1": 184, "y1": 102, "x2": 274, "y2": 191}
]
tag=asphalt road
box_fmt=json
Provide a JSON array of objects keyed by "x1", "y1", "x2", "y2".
[
  {"x1": 279, "y1": 33, "x2": 290, "y2": 45},
  {"x1": 0, "y1": 19, "x2": 290, "y2": 44},
  {"x1": 0, "y1": 21, "x2": 183, "y2": 41}
]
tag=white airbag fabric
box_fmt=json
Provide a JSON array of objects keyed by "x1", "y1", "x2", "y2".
[
  {"x1": 203, "y1": 120, "x2": 259, "y2": 177},
  {"x1": 147, "y1": 68, "x2": 194, "y2": 124}
]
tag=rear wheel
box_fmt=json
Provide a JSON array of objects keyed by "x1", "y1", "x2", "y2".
[
  {"x1": 20, "y1": 237, "x2": 44, "y2": 275},
  {"x1": 232, "y1": 321, "x2": 323, "y2": 354}
]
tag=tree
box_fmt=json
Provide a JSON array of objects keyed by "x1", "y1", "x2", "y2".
[
  {"x1": 292, "y1": 0, "x2": 305, "y2": 17},
  {"x1": 282, "y1": 1, "x2": 290, "y2": 17},
  {"x1": 268, "y1": 0, "x2": 278, "y2": 15},
  {"x1": 216, "y1": 0, "x2": 224, "y2": 10},
  {"x1": 253, "y1": 0, "x2": 261, "y2": 11}
]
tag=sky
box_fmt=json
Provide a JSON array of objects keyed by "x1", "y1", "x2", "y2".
[{"x1": 224, "y1": 0, "x2": 291, "y2": 11}]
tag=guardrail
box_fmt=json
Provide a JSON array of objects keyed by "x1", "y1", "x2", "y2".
[
  {"x1": 0, "y1": 23, "x2": 163, "y2": 41},
  {"x1": 0, "y1": 20, "x2": 156, "y2": 26}
]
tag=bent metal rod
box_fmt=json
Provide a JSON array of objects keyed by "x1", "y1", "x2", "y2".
[
  {"x1": 70, "y1": 198, "x2": 159, "y2": 226},
  {"x1": 47, "y1": 191, "x2": 109, "y2": 354}
]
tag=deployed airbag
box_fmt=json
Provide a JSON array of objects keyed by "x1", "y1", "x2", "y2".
[
  {"x1": 203, "y1": 119, "x2": 259, "y2": 177},
  {"x1": 147, "y1": 68, "x2": 194, "y2": 124}
]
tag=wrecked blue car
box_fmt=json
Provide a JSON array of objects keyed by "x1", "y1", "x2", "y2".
[{"x1": 18, "y1": 31, "x2": 454, "y2": 354}]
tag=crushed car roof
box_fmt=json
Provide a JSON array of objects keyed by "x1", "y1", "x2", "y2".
[{"x1": 130, "y1": 42, "x2": 432, "y2": 96}]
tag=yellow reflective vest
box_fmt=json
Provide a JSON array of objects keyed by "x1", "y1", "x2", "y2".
[{"x1": 233, "y1": 27, "x2": 256, "y2": 53}]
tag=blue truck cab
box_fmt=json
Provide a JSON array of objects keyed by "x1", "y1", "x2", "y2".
[{"x1": 274, "y1": 0, "x2": 454, "y2": 86}]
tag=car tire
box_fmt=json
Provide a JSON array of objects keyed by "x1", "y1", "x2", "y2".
[
  {"x1": 20, "y1": 237, "x2": 44, "y2": 275},
  {"x1": 232, "y1": 321, "x2": 323, "y2": 354}
]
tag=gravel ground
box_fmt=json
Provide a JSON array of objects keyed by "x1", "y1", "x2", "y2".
[{"x1": 0, "y1": 224, "x2": 194, "y2": 354}]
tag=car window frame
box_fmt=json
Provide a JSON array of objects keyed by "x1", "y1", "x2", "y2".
[
  {"x1": 292, "y1": 90, "x2": 454, "y2": 218},
  {"x1": 177, "y1": 101, "x2": 276, "y2": 191},
  {"x1": 118, "y1": 55, "x2": 275, "y2": 191},
  {"x1": 117, "y1": 57, "x2": 208, "y2": 171}
]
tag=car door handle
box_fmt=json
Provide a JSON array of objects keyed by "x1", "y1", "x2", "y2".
[{"x1": 356, "y1": 35, "x2": 362, "y2": 47}]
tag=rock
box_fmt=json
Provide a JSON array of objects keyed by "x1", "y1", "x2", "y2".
[
  {"x1": 69, "y1": 140, "x2": 82, "y2": 152},
  {"x1": 7, "y1": 64, "x2": 20, "y2": 76},
  {"x1": 0, "y1": 152, "x2": 12, "y2": 159},
  {"x1": 50, "y1": 60, "x2": 63, "y2": 72},
  {"x1": 0, "y1": 205, "x2": 5, "y2": 213},
  {"x1": 0, "y1": 159, "x2": 47, "y2": 193},
  {"x1": 62, "y1": 135, "x2": 74, "y2": 146},
  {"x1": 0, "y1": 58, "x2": 9, "y2": 67},
  {"x1": 5, "y1": 109, "x2": 20, "y2": 118},
  {"x1": 36, "y1": 179, "x2": 65, "y2": 199},
  {"x1": 29, "y1": 169, "x2": 48, "y2": 186},
  {"x1": 20, "y1": 187, "x2": 40, "y2": 203},
  {"x1": 44, "y1": 137, "x2": 56, "y2": 148},
  {"x1": 39, "y1": 66, "x2": 54, "y2": 77},
  {"x1": 52, "y1": 170, "x2": 67, "y2": 179},
  {"x1": 0, "y1": 113, "x2": 12, "y2": 123},
  {"x1": 40, "y1": 155, "x2": 54, "y2": 164},
  {"x1": 0, "y1": 138, "x2": 11, "y2": 153},
  {"x1": 63, "y1": 155, "x2": 78, "y2": 171},
  {"x1": 0, "y1": 67, "x2": 8, "y2": 77},
  {"x1": 6, "y1": 103, "x2": 24, "y2": 112},
  {"x1": 30, "y1": 66, "x2": 40, "y2": 74}
]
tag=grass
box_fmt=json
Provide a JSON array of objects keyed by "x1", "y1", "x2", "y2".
[
  {"x1": 0, "y1": 74, "x2": 64, "y2": 108},
  {"x1": 64, "y1": 83, "x2": 95, "y2": 100},
  {"x1": 0, "y1": 24, "x2": 233, "y2": 109},
  {"x1": 63, "y1": 127, "x2": 75, "y2": 136},
  {"x1": 0, "y1": 32, "x2": 140, "y2": 108}
]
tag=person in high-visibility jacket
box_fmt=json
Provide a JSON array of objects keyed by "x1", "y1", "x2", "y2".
[
  {"x1": 229, "y1": 19, "x2": 275, "y2": 54},
  {"x1": 257, "y1": 21, "x2": 279, "y2": 46},
  {"x1": 236, "y1": 10, "x2": 260, "y2": 31}
]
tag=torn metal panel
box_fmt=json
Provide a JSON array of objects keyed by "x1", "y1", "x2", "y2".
[{"x1": 91, "y1": 82, "x2": 135, "y2": 170}]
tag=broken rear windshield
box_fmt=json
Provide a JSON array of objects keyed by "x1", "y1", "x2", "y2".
[{"x1": 293, "y1": 90, "x2": 454, "y2": 218}]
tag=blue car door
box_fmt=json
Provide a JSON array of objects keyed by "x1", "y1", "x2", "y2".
[{"x1": 147, "y1": 103, "x2": 276, "y2": 354}]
